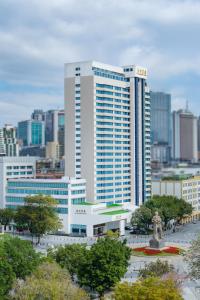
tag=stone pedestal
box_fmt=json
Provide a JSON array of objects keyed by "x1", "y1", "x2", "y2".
[{"x1": 149, "y1": 238, "x2": 165, "y2": 249}]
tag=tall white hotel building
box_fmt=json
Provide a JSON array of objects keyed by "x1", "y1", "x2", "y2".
[{"x1": 64, "y1": 61, "x2": 151, "y2": 207}]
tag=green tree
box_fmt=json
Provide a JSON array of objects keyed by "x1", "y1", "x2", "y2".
[
  {"x1": 138, "y1": 259, "x2": 174, "y2": 279},
  {"x1": 48, "y1": 243, "x2": 87, "y2": 280},
  {"x1": 77, "y1": 237, "x2": 131, "y2": 298},
  {"x1": 15, "y1": 195, "x2": 61, "y2": 243},
  {"x1": 106, "y1": 229, "x2": 119, "y2": 238},
  {"x1": 144, "y1": 196, "x2": 192, "y2": 227},
  {"x1": 0, "y1": 208, "x2": 15, "y2": 227},
  {"x1": 0, "y1": 259, "x2": 15, "y2": 299},
  {"x1": 114, "y1": 277, "x2": 183, "y2": 300},
  {"x1": 0, "y1": 235, "x2": 41, "y2": 279},
  {"x1": 10, "y1": 262, "x2": 89, "y2": 300},
  {"x1": 185, "y1": 235, "x2": 200, "y2": 279},
  {"x1": 131, "y1": 206, "x2": 152, "y2": 230}
]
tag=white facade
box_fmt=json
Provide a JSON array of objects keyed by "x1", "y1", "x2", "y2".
[
  {"x1": 152, "y1": 176, "x2": 200, "y2": 211},
  {"x1": 0, "y1": 129, "x2": 6, "y2": 155},
  {"x1": 0, "y1": 156, "x2": 37, "y2": 208},
  {"x1": 5, "y1": 177, "x2": 133, "y2": 236},
  {"x1": 64, "y1": 60, "x2": 151, "y2": 207}
]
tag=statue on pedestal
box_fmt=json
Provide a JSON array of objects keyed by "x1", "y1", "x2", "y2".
[
  {"x1": 149, "y1": 211, "x2": 165, "y2": 249},
  {"x1": 152, "y1": 211, "x2": 163, "y2": 240}
]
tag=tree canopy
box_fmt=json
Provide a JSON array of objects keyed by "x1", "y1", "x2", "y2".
[
  {"x1": 0, "y1": 208, "x2": 15, "y2": 226},
  {"x1": 14, "y1": 195, "x2": 61, "y2": 243},
  {"x1": 138, "y1": 259, "x2": 175, "y2": 279},
  {"x1": 0, "y1": 235, "x2": 41, "y2": 279},
  {"x1": 77, "y1": 237, "x2": 131, "y2": 297},
  {"x1": 10, "y1": 262, "x2": 89, "y2": 300},
  {"x1": 0, "y1": 235, "x2": 41, "y2": 299},
  {"x1": 48, "y1": 243, "x2": 87, "y2": 280},
  {"x1": 131, "y1": 195, "x2": 192, "y2": 229},
  {"x1": 145, "y1": 195, "x2": 192, "y2": 226},
  {"x1": 131, "y1": 206, "x2": 152, "y2": 230},
  {"x1": 0, "y1": 259, "x2": 15, "y2": 299},
  {"x1": 185, "y1": 235, "x2": 200, "y2": 279},
  {"x1": 114, "y1": 277, "x2": 183, "y2": 300}
]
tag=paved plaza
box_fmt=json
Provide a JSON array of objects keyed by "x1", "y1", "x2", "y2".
[
  {"x1": 16, "y1": 220, "x2": 200, "y2": 299},
  {"x1": 26, "y1": 219, "x2": 200, "y2": 250}
]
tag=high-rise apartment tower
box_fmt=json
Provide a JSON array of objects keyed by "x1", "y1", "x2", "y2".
[{"x1": 64, "y1": 61, "x2": 151, "y2": 206}]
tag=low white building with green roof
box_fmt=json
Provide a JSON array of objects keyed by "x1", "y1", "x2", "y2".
[
  {"x1": 71, "y1": 201, "x2": 132, "y2": 236},
  {"x1": 5, "y1": 177, "x2": 133, "y2": 237}
]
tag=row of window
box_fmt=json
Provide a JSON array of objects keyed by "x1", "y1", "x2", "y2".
[
  {"x1": 96, "y1": 115, "x2": 130, "y2": 121},
  {"x1": 96, "y1": 97, "x2": 130, "y2": 104},
  {"x1": 96, "y1": 90, "x2": 130, "y2": 98},
  {"x1": 96, "y1": 158, "x2": 130, "y2": 162},
  {"x1": 96, "y1": 128, "x2": 130, "y2": 133},
  {"x1": 96, "y1": 146, "x2": 130, "y2": 150},
  {"x1": 96, "y1": 152, "x2": 130, "y2": 156},
  {"x1": 96, "y1": 121, "x2": 130, "y2": 127},
  {"x1": 71, "y1": 189, "x2": 85, "y2": 195},
  {"x1": 96, "y1": 109, "x2": 130, "y2": 116},
  {"x1": 96, "y1": 194, "x2": 131, "y2": 200},
  {"x1": 96, "y1": 103, "x2": 129, "y2": 110},
  {"x1": 96, "y1": 83, "x2": 129, "y2": 92},
  {"x1": 96, "y1": 134, "x2": 130, "y2": 138},
  {"x1": 7, "y1": 166, "x2": 33, "y2": 170},
  {"x1": 96, "y1": 175, "x2": 130, "y2": 180},
  {"x1": 7, "y1": 189, "x2": 68, "y2": 195},
  {"x1": 7, "y1": 171, "x2": 33, "y2": 176},
  {"x1": 96, "y1": 164, "x2": 130, "y2": 169},
  {"x1": 93, "y1": 68, "x2": 129, "y2": 82},
  {"x1": 96, "y1": 140, "x2": 130, "y2": 145},
  {"x1": 6, "y1": 196, "x2": 68, "y2": 205},
  {"x1": 72, "y1": 198, "x2": 85, "y2": 204},
  {"x1": 8, "y1": 182, "x2": 68, "y2": 189},
  {"x1": 96, "y1": 170, "x2": 130, "y2": 175}
]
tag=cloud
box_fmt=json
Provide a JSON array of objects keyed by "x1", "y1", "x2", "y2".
[
  {"x1": 0, "y1": 91, "x2": 63, "y2": 126},
  {"x1": 0, "y1": 0, "x2": 200, "y2": 125}
]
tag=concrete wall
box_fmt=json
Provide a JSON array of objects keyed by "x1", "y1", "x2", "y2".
[{"x1": 65, "y1": 77, "x2": 76, "y2": 177}]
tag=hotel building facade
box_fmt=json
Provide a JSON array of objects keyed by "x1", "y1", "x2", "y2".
[{"x1": 64, "y1": 61, "x2": 151, "y2": 207}]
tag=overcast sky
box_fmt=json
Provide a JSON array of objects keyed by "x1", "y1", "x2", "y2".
[{"x1": 0, "y1": 0, "x2": 200, "y2": 125}]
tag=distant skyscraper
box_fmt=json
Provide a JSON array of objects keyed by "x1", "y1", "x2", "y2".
[
  {"x1": 197, "y1": 116, "x2": 200, "y2": 160},
  {"x1": 0, "y1": 125, "x2": 19, "y2": 156},
  {"x1": 45, "y1": 110, "x2": 65, "y2": 158},
  {"x1": 150, "y1": 91, "x2": 171, "y2": 163},
  {"x1": 64, "y1": 61, "x2": 151, "y2": 206},
  {"x1": 172, "y1": 109, "x2": 198, "y2": 162},
  {"x1": 18, "y1": 120, "x2": 45, "y2": 147},
  {"x1": 31, "y1": 109, "x2": 45, "y2": 121}
]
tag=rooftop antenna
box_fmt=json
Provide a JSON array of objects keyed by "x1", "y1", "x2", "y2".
[{"x1": 186, "y1": 99, "x2": 189, "y2": 112}]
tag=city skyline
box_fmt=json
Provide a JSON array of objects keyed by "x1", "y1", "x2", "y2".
[{"x1": 1, "y1": 0, "x2": 200, "y2": 125}]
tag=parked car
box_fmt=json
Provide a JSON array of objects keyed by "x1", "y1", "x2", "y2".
[
  {"x1": 125, "y1": 225, "x2": 132, "y2": 231},
  {"x1": 130, "y1": 228, "x2": 148, "y2": 235}
]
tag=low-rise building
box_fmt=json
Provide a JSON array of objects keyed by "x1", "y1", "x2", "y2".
[
  {"x1": 152, "y1": 175, "x2": 200, "y2": 211},
  {"x1": 0, "y1": 156, "x2": 37, "y2": 208},
  {"x1": 5, "y1": 177, "x2": 133, "y2": 236}
]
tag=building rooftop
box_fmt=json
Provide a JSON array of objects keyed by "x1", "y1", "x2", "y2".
[
  {"x1": 101, "y1": 209, "x2": 129, "y2": 216},
  {"x1": 162, "y1": 174, "x2": 193, "y2": 181},
  {"x1": 74, "y1": 202, "x2": 95, "y2": 205}
]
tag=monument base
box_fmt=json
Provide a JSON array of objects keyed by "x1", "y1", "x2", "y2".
[{"x1": 149, "y1": 239, "x2": 165, "y2": 249}]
